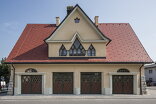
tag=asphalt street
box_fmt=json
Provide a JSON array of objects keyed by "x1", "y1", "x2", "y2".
[
  {"x1": 1, "y1": 99, "x2": 156, "y2": 104},
  {"x1": 1, "y1": 87, "x2": 156, "y2": 104}
]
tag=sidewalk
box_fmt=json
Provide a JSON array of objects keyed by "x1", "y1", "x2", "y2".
[
  {"x1": 1, "y1": 87, "x2": 156, "y2": 100},
  {"x1": 1, "y1": 94, "x2": 156, "y2": 100}
]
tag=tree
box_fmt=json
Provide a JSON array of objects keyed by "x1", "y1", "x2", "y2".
[{"x1": 0, "y1": 58, "x2": 11, "y2": 91}]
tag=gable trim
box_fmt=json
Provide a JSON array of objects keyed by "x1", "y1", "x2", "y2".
[
  {"x1": 46, "y1": 32, "x2": 107, "y2": 43},
  {"x1": 45, "y1": 4, "x2": 111, "y2": 43}
]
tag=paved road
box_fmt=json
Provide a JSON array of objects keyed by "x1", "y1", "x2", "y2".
[
  {"x1": 1, "y1": 87, "x2": 156, "y2": 104},
  {"x1": 1, "y1": 99, "x2": 156, "y2": 104}
]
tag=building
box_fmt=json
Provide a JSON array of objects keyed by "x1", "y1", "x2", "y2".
[
  {"x1": 145, "y1": 63, "x2": 156, "y2": 86},
  {"x1": 5, "y1": 4, "x2": 152, "y2": 95}
]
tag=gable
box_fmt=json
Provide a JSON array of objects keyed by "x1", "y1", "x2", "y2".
[
  {"x1": 5, "y1": 24, "x2": 153, "y2": 63},
  {"x1": 46, "y1": 5, "x2": 110, "y2": 43}
]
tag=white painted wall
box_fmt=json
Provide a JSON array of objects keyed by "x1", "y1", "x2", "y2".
[{"x1": 145, "y1": 67, "x2": 156, "y2": 84}]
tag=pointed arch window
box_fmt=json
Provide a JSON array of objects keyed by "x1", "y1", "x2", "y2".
[
  {"x1": 59, "y1": 45, "x2": 67, "y2": 56},
  {"x1": 87, "y1": 44, "x2": 96, "y2": 56},
  {"x1": 69, "y1": 38, "x2": 86, "y2": 56}
]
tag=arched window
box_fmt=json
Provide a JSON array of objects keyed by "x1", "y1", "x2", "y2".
[
  {"x1": 59, "y1": 45, "x2": 67, "y2": 56},
  {"x1": 25, "y1": 68, "x2": 37, "y2": 73},
  {"x1": 117, "y1": 68, "x2": 130, "y2": 72},
  {"x1": 87, "y1": 44, "x2": 96, "y2": 56},
  {"x1": 69, "y1": 38, "x2": 86, "y2": 56}
]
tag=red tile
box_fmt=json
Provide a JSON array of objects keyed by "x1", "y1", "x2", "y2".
[{"x1": 5, "y1": 23, "x2": 153, "y2": 63}]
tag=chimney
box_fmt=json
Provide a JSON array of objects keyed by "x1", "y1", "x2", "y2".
[
  {"x1": 94, "y1": 16, "x2": 99, "y2": 26},
  {"x1": 67, "y1": 6, "x2": 74, "y2": 15},
  {"x1": 56, "y1": 17, "x2": 60, "y2": 26}
]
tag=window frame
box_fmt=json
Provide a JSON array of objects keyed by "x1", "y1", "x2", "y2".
[
  {"x1": 69, "y1": 38, "x2": 86, "y2": 56},
  {"x1": 74, "y1": 17, "x2": 80, "y2": 23},
  {"x1": 87, "y1": 44, "x2": 96, "y2": 56},
  {"x1": 25, "y1": 68, "x2": 37, "y2": 73},
  {"x1": 117, "y1": 68, "x2": 130, "y2": 72},
  {"x1": 59, "y1": 44, "x2": 67, "y2": 56},
  {"x1": 149, "y1": 70, "x2": 153, "y2": 74}
]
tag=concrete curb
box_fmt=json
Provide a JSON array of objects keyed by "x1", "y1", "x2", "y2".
[{"x1": 1, "y1": 95, "x2": 156, "y2": 100}]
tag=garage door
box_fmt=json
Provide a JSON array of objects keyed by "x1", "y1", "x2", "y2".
[
  {"x1": 113, "y1": 75, "x2": 133, "y2": 94},
  {"x1": 81, "y1": 72, "x2": 101, "y2": 94},
  {"x1": 21, "y1": 75, "x2": 42, "y2": 94},
  {"x1": 53, "y1": 72, "x2": 73, "y2": 94}
]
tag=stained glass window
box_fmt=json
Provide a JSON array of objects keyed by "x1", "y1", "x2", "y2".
[
  {"x1": 87, "y1": 44, "x2": 96, "y2": 56},
  {"x1": 59, "y1": 45, "x2": 67, "y2": 56},
  {"x1": 69, "y1": 38, "x2": 86, "y2": 56}
]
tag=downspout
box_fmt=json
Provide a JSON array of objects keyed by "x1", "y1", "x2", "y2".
[
  {"x1": 139, "y1": 64, "x2": 144, "y2": 95},
  {"x1": 11, "y1": 64, "x2": 15, "y2": 95}
]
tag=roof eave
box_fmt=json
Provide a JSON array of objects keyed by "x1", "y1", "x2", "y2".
[{"x1": 5, "y1": 61, "x2": 153, "y2": 64}]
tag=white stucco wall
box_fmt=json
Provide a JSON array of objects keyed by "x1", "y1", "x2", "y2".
[{"x1": 13, "y1": 64, "x2": 142, "y2": 95}]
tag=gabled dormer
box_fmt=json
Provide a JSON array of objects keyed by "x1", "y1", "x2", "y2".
[{"x1": 45, "y1": 4, "x2": 111, "y2": 58}]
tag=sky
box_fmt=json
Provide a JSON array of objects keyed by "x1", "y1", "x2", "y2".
[{"x1": 0, "y1": 0, "x2": 156, "y2": 61}]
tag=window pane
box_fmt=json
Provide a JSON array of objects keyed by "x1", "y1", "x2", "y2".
[
  {"x1": 92, "y1": 53, "x2": 95, "y2": 56},
  {"x1": 74, "y1": 49, "x2": 76, "y2": 54},
  {"x1": 74, "y1": 18, "x2": 80, "y2": 23},
  {"x1": 59, "y1": 45, "x2": 67, "y2": 56},
  {"x1": 87, "y1": 45, "x2": 96, "y2": 56},
  {"x1": 63, "y1": 50, "x2": 67, "y2": 55},
  {"x1": 78, "y1": 49, "x2": 81, "y2": 54},
  {"x1": 149, "y1": 70, "x2": 153, "y2": 74},
  {"x1": 74, "y1": 39, "x2": 80, "y2": 48},
  {"x1": 87, "y1": 50, "x2": 91, "y2": 56},
  {"x1": 69, "y1": 38, "x2": 86, "y2": 56}
]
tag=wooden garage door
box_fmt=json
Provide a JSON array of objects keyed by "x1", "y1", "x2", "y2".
[
  {"x1": 113, "y1": 75, "x2": 133, "y2": 94},
  {"x1": 21, "y1": 75, "x2": 42, "y2": 94},
  {"x1": 81, "y1": 72, "x2": 101, "y2": 94},
  {"x1": 53, "y1": 72, "x2": 73, "y2": 94}
]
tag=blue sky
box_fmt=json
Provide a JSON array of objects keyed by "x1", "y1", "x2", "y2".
[{"x1": 0, "y1": 0, "x2": 156, "y2": 61}]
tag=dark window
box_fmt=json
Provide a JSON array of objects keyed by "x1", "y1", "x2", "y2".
[
  {"x1": 149, "y1": 70, "x2": 153, "y2": 74},
  {"x1": 117, "y1": 68, "x2": 130, "y2": 72},
  {"x1": 74, "y1": 17, "x2": 80, "y2": 23},
  {"x1": 87, "y1": 44, "x2": 96, "y2": 56},
  {"x1": 59, "y1": 45, "x2": 67, "y2": 56},
  {"x1": 149, "y1": 78, "x2": 153, "y2": 82},
  {"x1": 69, "y1": 38, "x2": 86, "y2": 56},
  {"x1": 25, "y1": 68, "x2": 37, "y2": 73}
]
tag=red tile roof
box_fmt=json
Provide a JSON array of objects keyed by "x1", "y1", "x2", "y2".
[{"x1": 5, "y1": 23, "x2": 153, "y2": 63}]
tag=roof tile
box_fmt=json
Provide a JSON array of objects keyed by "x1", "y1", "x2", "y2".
[{"x1": 5, "y1": 23, "x2": 153, "y2": 63}]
